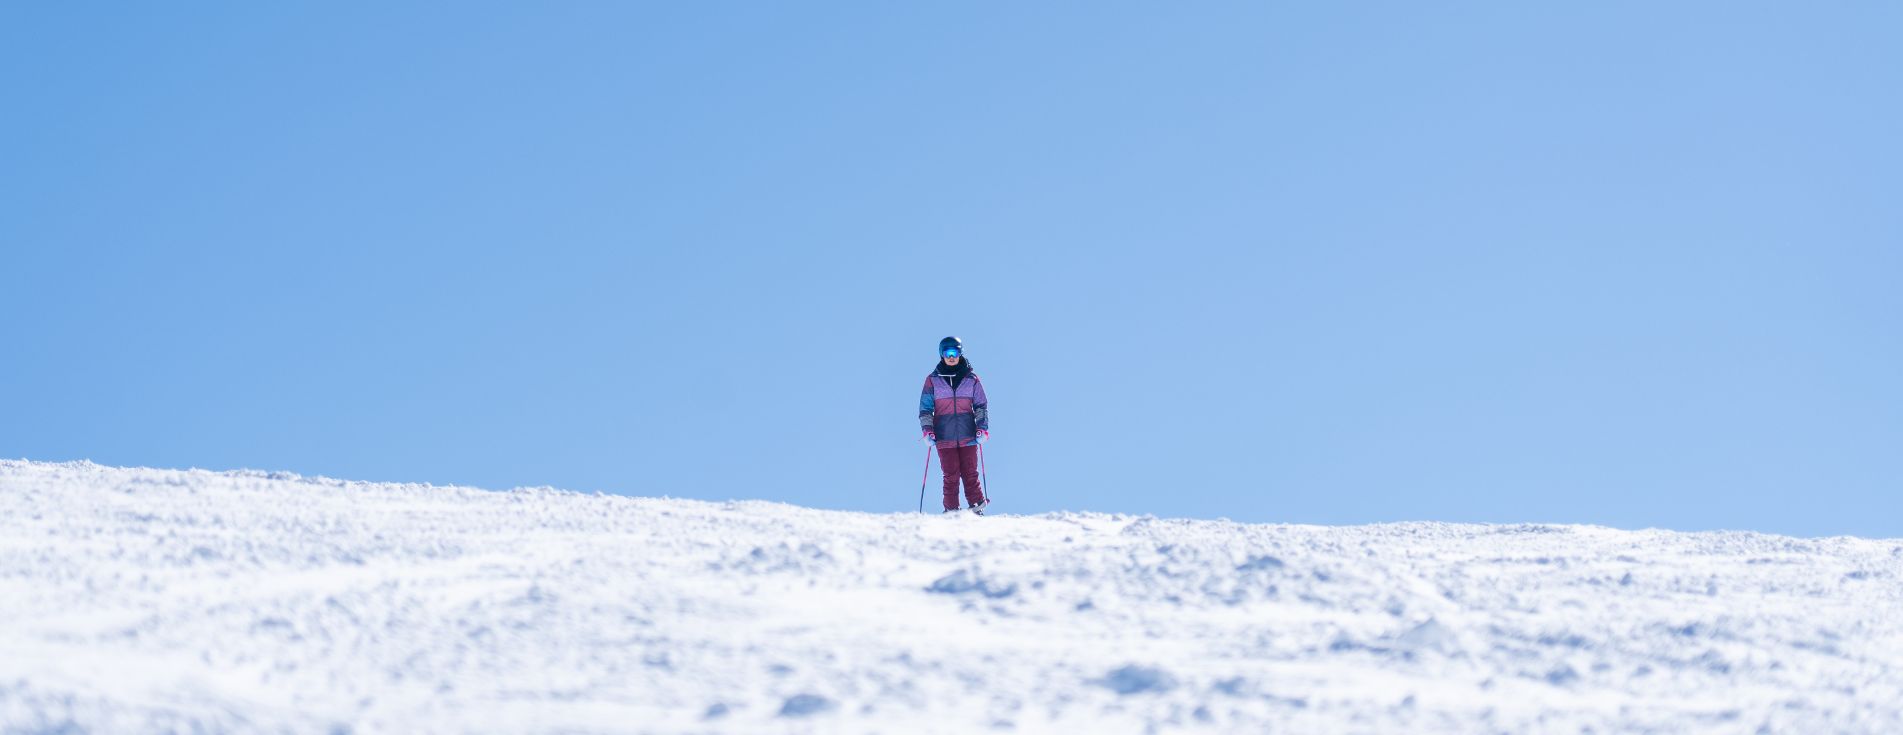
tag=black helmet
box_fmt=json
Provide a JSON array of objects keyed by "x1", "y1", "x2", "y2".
[{"x1": 938, "y1": 336, "x2": 963, "y2": 358}]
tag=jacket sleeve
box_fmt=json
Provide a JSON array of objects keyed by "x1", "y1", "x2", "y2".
[
  {"x1": 918, "y1": 377, "x2": 936, "y2": 434},
  {"x1": 972, "y1": 375, "x2": 989, "y2": 431}
]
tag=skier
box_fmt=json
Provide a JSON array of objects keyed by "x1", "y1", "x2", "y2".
[{"x1": 919, "y1": 336, "x2": 989, "y2": 514}]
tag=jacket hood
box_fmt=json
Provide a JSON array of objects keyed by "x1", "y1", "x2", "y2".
[{"x1": 934, "y1": 357, "x2": 973, "y2": 378}]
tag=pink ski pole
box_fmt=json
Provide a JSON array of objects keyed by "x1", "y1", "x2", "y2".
[{"x1": 917, "y1": 444, "x2": 934, "y2": 513}]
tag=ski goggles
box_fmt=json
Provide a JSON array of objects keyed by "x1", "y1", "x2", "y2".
[{"x1": 941, "y1": 348, "x2": 960, "y2": 358}]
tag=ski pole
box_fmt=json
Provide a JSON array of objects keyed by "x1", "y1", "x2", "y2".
[
  {"x1": 917, "y1": 444, "x2": 933, "y2": 513},
  {"x1": 978, "y1": 443, "x2": 990, "y2": 505}
]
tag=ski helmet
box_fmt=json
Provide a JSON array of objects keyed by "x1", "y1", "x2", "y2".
[{"x1": 938, "y1": 336, "x2": 963, "y2": 358}]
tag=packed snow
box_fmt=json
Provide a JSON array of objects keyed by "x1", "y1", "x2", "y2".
[{"x1": 3, "y1": 459, "x2": 1902, "y2": 734}]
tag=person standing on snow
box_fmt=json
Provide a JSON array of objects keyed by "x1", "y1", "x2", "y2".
[{"x1": 920, "y1": 336, "x2": 989, "y2": 514}]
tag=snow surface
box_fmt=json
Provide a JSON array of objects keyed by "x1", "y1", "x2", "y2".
[{"x1": 4, "y1": 459, "x2": 1903, "y2": 734}]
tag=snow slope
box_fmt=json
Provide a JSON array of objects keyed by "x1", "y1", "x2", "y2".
[{"x1": 3, "y1": 460, "x2": 1901, "y2": 734}]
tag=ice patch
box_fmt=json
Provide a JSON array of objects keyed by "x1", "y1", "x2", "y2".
[
  {"x1": 1094, "y1": 665, "x2": 1178, "y2": 695},
  {"x1": 926, "y1": 568, "x2": 1018, "y2": 599},
  {"x1": 778, "y1": 694, "x2": 834, "y2": 717}
]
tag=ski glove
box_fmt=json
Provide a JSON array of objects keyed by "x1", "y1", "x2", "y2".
[
  {"x1": 923, "y1": 431, "x2": 937, "y2": 444},
  {"x1": 976, "y1": 429, "x2": 989, "y2": 444}
]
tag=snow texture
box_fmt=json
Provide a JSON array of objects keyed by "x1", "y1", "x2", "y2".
[{"x1": 3, "y1": 459, "x2": 1902, "y2": 733}]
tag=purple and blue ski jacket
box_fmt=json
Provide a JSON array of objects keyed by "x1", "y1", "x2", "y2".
[{"x1": 919, "y1": 365, "x2": 988, "y2": 449}]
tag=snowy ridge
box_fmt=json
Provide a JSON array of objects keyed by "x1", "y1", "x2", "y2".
[{"x1": 3, "y1": 460, "x2": 1901, "y2": 733}]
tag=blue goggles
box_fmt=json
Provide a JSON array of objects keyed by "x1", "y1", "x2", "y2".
[{"x1": 941, "y1": 348, "x2": 960, "y2": 358}]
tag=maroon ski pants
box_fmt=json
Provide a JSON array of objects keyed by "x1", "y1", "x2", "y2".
[{"x1": 937, "y1": 445, "x2": 985, "y2": 510}]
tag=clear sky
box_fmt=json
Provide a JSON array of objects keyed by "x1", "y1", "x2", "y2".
[{"x1": 4, "y1": 3, "x2": 1898, "y2": 537}]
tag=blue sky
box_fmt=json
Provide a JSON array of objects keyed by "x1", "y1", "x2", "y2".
[{"x1": 4, "y1": 3, "x2": 1898, "y2": 537}]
